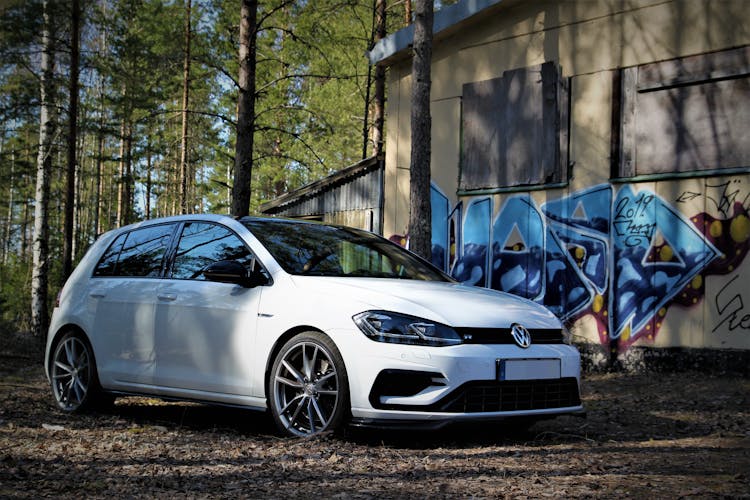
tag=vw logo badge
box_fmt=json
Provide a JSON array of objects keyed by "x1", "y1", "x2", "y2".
[{"x1": 511, "y1": 323, "x2": 532, "y2": 348}]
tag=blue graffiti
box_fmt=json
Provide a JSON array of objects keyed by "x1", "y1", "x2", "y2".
[
  {"x1": 430, "y1": 185, "x2": 449, "y2": 272},
  {"x1": 490, "y1": 196, "x2": 544, "y2": 299},
  {"x1": 452, "y1": 198, "x2": 491, "y2": 287},
  {"x1": 436, "y1": 183, "x2": 720, "y2": 343},
  {"x1": 610, "y1": 186, "x2": 720, "y2": 338}
]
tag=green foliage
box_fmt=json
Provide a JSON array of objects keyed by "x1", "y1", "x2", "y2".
[{"x1": 0, "y1": 0, "x2": 386, "y2": 330}]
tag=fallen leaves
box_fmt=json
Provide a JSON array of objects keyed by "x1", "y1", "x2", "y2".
[{"x1": 0, "y1": 357, "x2": 748, "y2": 498}]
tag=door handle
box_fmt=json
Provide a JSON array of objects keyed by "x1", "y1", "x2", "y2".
[
  {"x1": 157, "y1": 294, "x2": 177, "y2": 301},
  {"x1": 89, "y1": 291, "x2": 106, "y2": 298}
]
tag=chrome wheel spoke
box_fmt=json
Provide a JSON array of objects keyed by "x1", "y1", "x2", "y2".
[
  {"x1": 316, "y1": 389, "x2": 337, "y2": 396},
  {"x1": 310, "y1": 396, "x2": 327, "y2": 426},
  {"x1": 315, "y1": 370, "x2": 336, "y2": 386},
  {"x1": 280, "y1": 393, "x2": 305, "y2": 414},
  {"x1": 281, "y1": 359, "x2": 305, "y2": 384},
  {"x1": 289, "y1": 395, "x2": 308, "y2": 427},
  {"x1": 54, "y1": 360, "x2": 73, "y2": 375},
  {"x1": 307, "y1": 399, "x2": 316, "y2": 433},
  {"x1": 275, "y1": 375, "x2": 303, "y2": 389},
  {"x1": 304, "y1": 345, "x2": 318, "y2": 380}
]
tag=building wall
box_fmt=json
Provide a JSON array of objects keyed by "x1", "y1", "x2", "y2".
[{"x1": 383, "y1": 0, "x2": 750, "y2": 352}]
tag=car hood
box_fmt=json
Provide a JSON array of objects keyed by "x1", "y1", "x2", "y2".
[{"x1": 288, "y1": 276, "x2": 561, "y2": 329}]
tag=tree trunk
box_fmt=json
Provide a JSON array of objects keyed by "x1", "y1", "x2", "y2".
[
  {"x1": 62, "y1": 0, "x2": 80, "y2": 282},
  {"x1": 116, "y1": 119, "x2": 125, "y2": 227},
  {"x1": 146, "y1": 136, "x2": 152, "y2": 219},
  {"x1": 94, "y1": 112, "x2": 104, "y2": 236},
  {"x1": 179, "y1": 0, "x2": 192, "y2": 214},
  {"x1": 404, "y1": 0, "x2": 412, "y2": 26},
  {"x1": 123, "y1": 124, "x2": 133, "y2": 225},
  {"x1": 3, "y1": 146, "x2": 13, "y2": 266},
  {"x1": 231, "y1": 0, "x2": 257, "y2": 218},
  {"x1": 408, "y1": 0, "x2": 433, "y2": 261},
  {"x1": 371, "y1": 0, "x2": 386, "y2": 157},
  {"x1": 31, "y1": 0, "x2": 55, "y2": 338}
]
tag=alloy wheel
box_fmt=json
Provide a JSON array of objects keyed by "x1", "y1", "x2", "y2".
[
  {"x1": 51, "y1": 335, "x2": 92, "y2": 411},
  {"x1": 272, "y1": 340, "x2": 341, "y2": 436}
]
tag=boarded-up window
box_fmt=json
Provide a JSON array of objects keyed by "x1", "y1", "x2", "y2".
[
  {"x1": 460, "y1": 62, "x2": 568, "y2": 191},
  {"x1": 617, "y1": 46, "x2": 750, "y2": 177}
]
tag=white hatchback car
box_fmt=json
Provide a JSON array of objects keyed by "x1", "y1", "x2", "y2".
[{"x1": 45, "y1": 214, "x2": 583, "y2": 437}]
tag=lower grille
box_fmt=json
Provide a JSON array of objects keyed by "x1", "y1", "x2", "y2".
[
  {"x1": 441, "y1": 378, "x2": 581, "y2": 413},
  {"x1": 370, "y1": 376, "x2": 581, "y2": 413}
]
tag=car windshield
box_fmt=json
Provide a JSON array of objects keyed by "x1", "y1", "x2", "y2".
[{"x1": 242, "y1": 218, "x2": 452, "y2": 282}]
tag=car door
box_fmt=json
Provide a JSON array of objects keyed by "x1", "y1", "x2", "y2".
[
  {"x1": 89, "y1": 223, "x2": 177, "y2": 388},
  {"x1": 152, "y1": 221, "x2": 263, "y2": 397}
]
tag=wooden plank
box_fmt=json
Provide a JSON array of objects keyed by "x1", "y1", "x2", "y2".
[
  {"x1": 619, "y1": 66, "x2": 638, "y2": 178},
  {"x1": 635, "y1": 76, "x2": 750, "y2": 174},
  {"x1": 637, "y1": 46, "x2": 750, "y2": 92}
]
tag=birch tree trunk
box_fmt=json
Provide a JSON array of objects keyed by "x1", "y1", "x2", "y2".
[
  {"x1": 231, "y1": 0, "x2": 257, "y2": 217},
  {"x1": 31, "y1": 0, "x2": 55, "y2": 338},
  {"x1": 408, "y1": 0, "x2": 433, "y2": 260}
]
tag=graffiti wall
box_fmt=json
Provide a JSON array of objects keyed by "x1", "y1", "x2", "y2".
[{"x1": 412, "y1": 178, "x2": 750, "y2": 351}]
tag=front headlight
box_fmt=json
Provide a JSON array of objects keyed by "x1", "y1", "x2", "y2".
[{"x1": 353, "y1": 311, "x2": 462, "y2": 346}]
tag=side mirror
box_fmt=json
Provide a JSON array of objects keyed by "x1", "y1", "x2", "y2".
[{"x1": 203, "y1": 260, "x2": 268, "y2": 288}]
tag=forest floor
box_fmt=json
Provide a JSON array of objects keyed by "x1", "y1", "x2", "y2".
[{"x1": 0, "y1": 334, "x2": 748, "y2": 498}]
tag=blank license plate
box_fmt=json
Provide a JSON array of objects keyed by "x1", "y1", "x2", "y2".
[{"x1": 497, "y1": 359, "x2": 561, "y2": 381}]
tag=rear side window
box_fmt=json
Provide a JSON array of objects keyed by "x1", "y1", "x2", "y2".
[
  {"x1": 93, "y1": 233, "x2": 127, "y2": 277},
  {"x1": 171, "y1": 222, "x2": 255, "y2": 280},
  {"x1": 93, "y1": 224, "x2": 175, "y2": 278}
]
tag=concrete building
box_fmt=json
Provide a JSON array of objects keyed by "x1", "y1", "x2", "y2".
[{"x1": 369, "y1": 0, "x2": 750, "y2": 367}]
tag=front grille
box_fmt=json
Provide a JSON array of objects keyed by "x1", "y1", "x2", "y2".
[
  {"x1": 370, "y1": 377, "x2": 581, "y2": 413},
  {"x1": 456, "y1": 327, "x2": 564, "y2": 344},
  {"x1": 440, "y1": 378, "x2": 581, "y2": 413}
]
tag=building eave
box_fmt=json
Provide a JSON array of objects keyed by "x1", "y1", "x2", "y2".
[{"x1": 367, "y1": 0, "x2": 510, "y2": 67}]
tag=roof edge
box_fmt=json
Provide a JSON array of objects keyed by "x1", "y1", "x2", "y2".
[
  {"x1": 258, "y1": 155, "x2": 383, "y2": 214},
  {"x1": 367, "y1": 0, "x2": 506, "y2": 66}
]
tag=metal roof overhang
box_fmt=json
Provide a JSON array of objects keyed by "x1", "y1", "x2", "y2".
[
  {"x1": 367, "y1": 0, "x2": 512, "y2": 67},
  {"x1": 259, "y1": 155, "x2": 383, "y2": 214}
]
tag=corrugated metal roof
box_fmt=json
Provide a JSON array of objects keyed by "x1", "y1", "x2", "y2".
[{"x1": 259, "y1": 155, "x2": 383, "y2": 215}]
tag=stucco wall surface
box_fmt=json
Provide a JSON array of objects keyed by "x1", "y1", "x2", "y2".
[{"x1": 382, "y1": 0, "x2": 750, "y2": 353}]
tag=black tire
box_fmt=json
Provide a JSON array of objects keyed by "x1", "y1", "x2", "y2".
[
  {"x1": 49, "y1": 331, "x2": 112, "y2": 412},
  {"x1": 268, "y1": 331, "x2": 349, "y2": 437}
]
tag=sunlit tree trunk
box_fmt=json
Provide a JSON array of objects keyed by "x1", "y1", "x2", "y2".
[
  {"x1": 116, "y1": 119, "x2": 125, "y2": 227},
  {"x1": 231, "y1": 0, "x2": 257, "y2": 217},
  {"x1": 31, "y1": 0, "x2": 55, "y2": 338},
  {"x1": 408, "y1": 0, "x2": 433, "y2": 261},
  {"x1": 371, "y1": 0, "x2": 386, "y2": 157}
]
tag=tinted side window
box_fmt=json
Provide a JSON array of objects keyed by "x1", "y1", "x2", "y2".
[
  {"x1": 116, "y1": 224, "x2": 175, "y2": 277},
  {"x1": 93, "y1": 233, "x2": 127, "y2": 277},
  {"x1": 171, "y1": 222, "x2": 255, "y2": 280}
]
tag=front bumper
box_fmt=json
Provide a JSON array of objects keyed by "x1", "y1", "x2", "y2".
[{"x1": 328, "y1": 327, "x2": 583, "y2": 425}]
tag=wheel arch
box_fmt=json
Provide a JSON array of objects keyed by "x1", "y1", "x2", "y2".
[
  {"x1": 263, "y1": 325, "x2": 327, "y2": 399},
  {"x1": 47, "y1": 323, "x2": 93, "y2": 375}
]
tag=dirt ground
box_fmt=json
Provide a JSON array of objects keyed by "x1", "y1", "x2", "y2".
[{"x1": 0, "y1": 340, "x2": 748, "y2": 498}]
